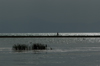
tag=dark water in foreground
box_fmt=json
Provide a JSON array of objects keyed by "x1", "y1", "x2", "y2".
[{"x1": 1, "y1": 33, "x2": 100, "y2": 66}]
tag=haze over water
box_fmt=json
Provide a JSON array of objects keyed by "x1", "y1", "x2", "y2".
[{"x1": 0, "y1": 33, "x2": 100, "y2": 36}]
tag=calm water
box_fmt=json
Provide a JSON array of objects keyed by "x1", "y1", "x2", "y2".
[{"x1": 1, "y1": 33, "x2": 100, "y2": 66}]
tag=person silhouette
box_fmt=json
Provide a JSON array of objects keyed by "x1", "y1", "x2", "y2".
[{"x1": 57, "y1": 32, "x2": 59, "y2": 36}]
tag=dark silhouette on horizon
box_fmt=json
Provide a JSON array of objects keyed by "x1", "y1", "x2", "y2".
[{"x1": 57, "y1": 32, "x2": 59, "y2": 36}]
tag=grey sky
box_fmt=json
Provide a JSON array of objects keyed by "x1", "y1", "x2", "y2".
[{"x1": 0, "y1": 0, "x2": 100, "y2": 33}]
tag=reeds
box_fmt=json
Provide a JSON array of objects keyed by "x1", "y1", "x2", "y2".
[
  {"x1": 12, "y1": 44, "x2": 28, "y2": 51},
  {"x1": 12, "y1": 43, "x2": 48, "y2": 51},
  {"x1": 32, "y1": 43, "x2": 47, "y2": 50}
]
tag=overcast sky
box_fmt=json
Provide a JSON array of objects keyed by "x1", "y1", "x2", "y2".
[{"x1": 0, "y1": 0, "x2": 100, "y2": 33}]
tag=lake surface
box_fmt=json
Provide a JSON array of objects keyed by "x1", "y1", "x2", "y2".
[{"x1": 1, "y1": 33, "x2": 100, "y2": 66}]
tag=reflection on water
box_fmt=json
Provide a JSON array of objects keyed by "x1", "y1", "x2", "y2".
[{"x1": 0, "y1": 37, "x2": 100, "y2": 66}]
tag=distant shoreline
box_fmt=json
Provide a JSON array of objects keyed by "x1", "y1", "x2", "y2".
[{"x1": 0, "y1": 36, "x2": 100, "y2": 38}]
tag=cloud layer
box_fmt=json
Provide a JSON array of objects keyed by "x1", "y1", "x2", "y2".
[{"x1": 0, "y1": 0, "x2": 100, "y2": 32}]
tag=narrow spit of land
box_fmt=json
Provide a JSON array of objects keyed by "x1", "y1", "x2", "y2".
[{"x1": 0, "y1": 36, "x2": 100, "y2": 38}]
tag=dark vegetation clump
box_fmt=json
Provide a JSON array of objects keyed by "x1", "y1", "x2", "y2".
[
  {"x1": 12, "y1": 44, "x2": 28, "y2": 51},
  {"x1": 32, "y1": 43, "x2": 47, "y2": 50},
  {"x1": 12, "y1": 43, "x2": 48, "y2": 51}
]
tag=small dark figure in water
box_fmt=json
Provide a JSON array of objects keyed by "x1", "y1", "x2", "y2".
[{"x1": 50, "y1": 48, "x2": 52, "y2": 50}]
